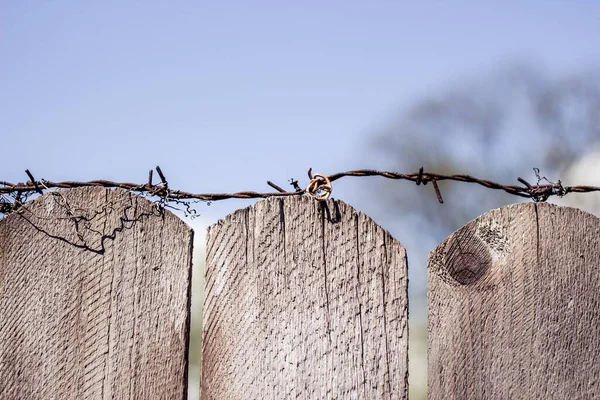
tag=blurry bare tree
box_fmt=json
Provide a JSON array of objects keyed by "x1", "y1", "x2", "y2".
[
  {"x1": 372, "y1": 64, "x2": 600, "y2": 239},
  {"x1": 368, "y1": 64, "x2": 600, "y2": 400}
]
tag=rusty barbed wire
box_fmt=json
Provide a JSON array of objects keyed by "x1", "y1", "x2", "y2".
[{"x1": 1, "y1": 166, "x2": 599, "y2": 216}]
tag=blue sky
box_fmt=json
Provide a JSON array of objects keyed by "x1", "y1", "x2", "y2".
[{"x1": 2, "y1": 2, "x2": 599, "y2": 218}]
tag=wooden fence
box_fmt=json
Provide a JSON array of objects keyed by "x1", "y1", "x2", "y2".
[{"x1": 0, "y1": 187, "x2": 598, "y2": 399}]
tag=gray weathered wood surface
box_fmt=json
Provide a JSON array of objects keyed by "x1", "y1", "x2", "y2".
[
  {"x1": 428, "y1": 202, "x2": 600, "y2": 399},
  {"x1": 0, "y1": 187, "x2": 193, "y2": 400},
  {"x1": 202, "y1": 196, "x2": 408, "y2": 400}
]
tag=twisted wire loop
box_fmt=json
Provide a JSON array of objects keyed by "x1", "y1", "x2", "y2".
[
  {"x1": 305, "y1": 171, "x2": 332, "y2": 201},
  {"x1": 529, "y1": 182, "x2": 566, "y2": 202}
]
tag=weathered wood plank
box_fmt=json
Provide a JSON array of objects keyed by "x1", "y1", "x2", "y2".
[
  {"x1": 428, "y1": 202, "x2": 600, "y2": 399},
  {"x1": 0, "y1": 187, "x2": 193, "y2": 400},
  {"x1": 202, "y1": 196, "x2": 408, "y2": 399}
]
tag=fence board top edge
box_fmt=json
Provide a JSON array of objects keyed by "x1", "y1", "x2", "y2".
[
  {"x1": 0, "y1": 186, "x2": 194, "y2": 233},
  {"x1": 205, "y1": 196, "x2": 404, "y2": 246},
  {"x1": 430, "y1": 201, "x2": 599, "y2": 253},
  {"x1": 427, "y1": 201, "x2": 600, "y2": 287},
  {"x1": 206, "y1": 196, "x2": 321, "y2": 232}
]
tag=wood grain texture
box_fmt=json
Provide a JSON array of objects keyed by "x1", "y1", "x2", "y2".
[
  {"x1": 0, "y1": 187, "x2": 193, "y2": 400},
  {"x1": 428, "y1": 202, "x2": 600, "y2": 399},
  {"x1": 202, "y1": 196, "x2": 408, "y2": 400}
]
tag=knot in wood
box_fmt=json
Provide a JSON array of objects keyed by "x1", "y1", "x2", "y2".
[{"x1": 440, "y1": 229, "x2": 492, "y2": 285}]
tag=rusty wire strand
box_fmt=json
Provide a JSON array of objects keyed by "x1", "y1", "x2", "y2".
[{"x1": 1, "y1": 166, "x2": 599, "y2": 216}]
